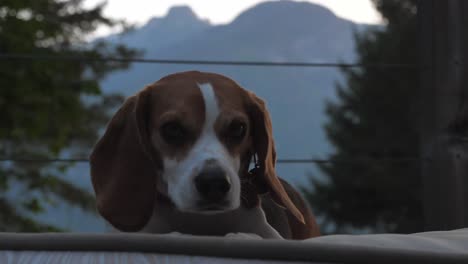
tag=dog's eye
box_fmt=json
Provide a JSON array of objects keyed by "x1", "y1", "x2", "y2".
[
  {"x1": 227, "y1": 120, "x2": 246, "y2": 142},
  {"x1": 160, "y1": 122, "x2": 187, "y2": 145}
]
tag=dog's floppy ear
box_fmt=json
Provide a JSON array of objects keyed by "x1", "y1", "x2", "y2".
[
  {"x1": 245, "y1": 91, "x2": 305, "y2": 224},
  {"x1": 90, "y1": 86, "x2": 160, "y2": 232}
]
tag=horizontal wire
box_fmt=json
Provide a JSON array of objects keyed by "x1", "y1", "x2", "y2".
[
  {"x1": 0, "y1": 157, "x2": 425, "y2": 164},
  {"x1": 0, "y1": 53, "x2": 421, "y2": 69},
  {"x1": 276, "y1": 157, "x2": 425, "y2": 164},
  {"x1": 0, "y1": 158, "x2": 90, "y2": 163}
]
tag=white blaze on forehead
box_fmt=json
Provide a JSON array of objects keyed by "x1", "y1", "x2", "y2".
[
  {"x1": 195, "y1": 82, "x2": 235, "y2": 162},
  {"x1": 198, "y1": 83, "x2": 219, "y2": 131}
]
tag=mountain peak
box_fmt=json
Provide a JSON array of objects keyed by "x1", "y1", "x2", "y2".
[
  {"x1": 105, "y1": 5, "x2": 209, "y2": 50},
  {"x1": 232, "y1": 1, "x2": 338, "y2": 26},
  {"x1": 165, "y1": 5, "x2": 198, "y2": 21},
  {"x1": 138, "y1": 5, "x2": 209, "y2": 35}
]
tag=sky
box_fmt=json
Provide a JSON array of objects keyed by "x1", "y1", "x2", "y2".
[{"x1": 84, "y1": 0, "x2": 382, "y2": 37}]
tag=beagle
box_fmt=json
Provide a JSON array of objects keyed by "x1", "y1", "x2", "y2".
[{"x1": 90, "y1": 71, "x2": 320, "y2": 239}]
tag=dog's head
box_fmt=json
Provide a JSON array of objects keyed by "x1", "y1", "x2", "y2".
[{"x1": 90, "y1": 71, "x2": 304, "y2": 231}]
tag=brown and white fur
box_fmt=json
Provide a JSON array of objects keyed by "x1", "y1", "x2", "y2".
[{"x1": 90, "y1": 71, "x2": 320, "y2": 239}]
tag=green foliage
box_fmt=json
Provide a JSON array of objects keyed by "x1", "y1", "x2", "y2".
[
  {"x1": 305, "y1": 0, "x2": 423, "y2": 234},
  {"x1": 0, "y1": 0, "x2": 138, "y2": 231}
]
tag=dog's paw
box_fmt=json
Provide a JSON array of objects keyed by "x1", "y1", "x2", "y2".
[{"x1": 224, "y1": 232, "x2": 263, "y2": 240}]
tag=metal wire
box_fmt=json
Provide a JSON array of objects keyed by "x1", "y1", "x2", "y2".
[
  {"x1": 0, "y1": 53, "x2": 421, "y2": 69},
  {"x1": 0, "y1": 157, "x2": 425, "y2": 164}
]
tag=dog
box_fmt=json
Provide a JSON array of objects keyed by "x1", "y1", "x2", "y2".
[{"x1": 90, "y1": 71, "x2": 320, "y2": 239}]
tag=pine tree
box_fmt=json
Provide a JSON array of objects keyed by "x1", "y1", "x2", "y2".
[
  {"x1": 305, "y1": 0, "x2": 422, "y2": 233},
  {"x1": 0, "y1": 0, "x2": 138, "y2": 231}
]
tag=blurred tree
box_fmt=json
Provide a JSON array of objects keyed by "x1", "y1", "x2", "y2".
[
  {"x1": 305, "y1": 0, "x2": 422, "y2": 233},
  {"x1": 0, "y1": 0, "x2": 139, "y2": 231}
]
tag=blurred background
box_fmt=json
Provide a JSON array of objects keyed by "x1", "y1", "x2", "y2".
[{"x1": 1, "y1": 0, "x2": 466, "y2": 234}]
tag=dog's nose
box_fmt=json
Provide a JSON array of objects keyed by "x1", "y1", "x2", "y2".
[{"x1": 195, "y1": 166, "x2": 231, "y2": 202}]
